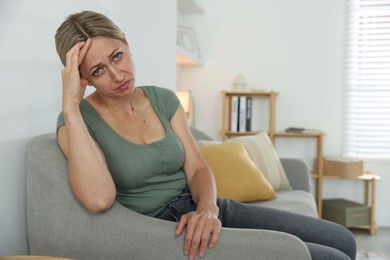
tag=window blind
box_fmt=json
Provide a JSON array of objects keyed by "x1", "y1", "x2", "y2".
[{"x1": 343, "y1": 0, "x2": 390, "y2": 159}]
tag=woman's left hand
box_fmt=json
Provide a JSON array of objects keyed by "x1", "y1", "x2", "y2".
[{"x1": 175, "y1": 206, "x2": 221, "y2": 260}]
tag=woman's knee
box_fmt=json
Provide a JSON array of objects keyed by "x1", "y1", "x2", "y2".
[
  {"x1": 337, "y1": 224, "x2": 357, "y2": 259},
  {"x1": 305, "y1": 242, "x2": 352, "y2": 260},
  {"x1": 321, "y1": 221, "x2": 356, "y2": 259}
]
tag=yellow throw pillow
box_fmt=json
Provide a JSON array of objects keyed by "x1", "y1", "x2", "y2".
[{"x1": 200, "y1": 142, "x2": 277, "y2": 202}]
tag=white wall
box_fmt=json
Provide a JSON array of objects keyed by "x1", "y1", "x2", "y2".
[
  {"x1": 0, "y1": 0, "x2": 176, "y2": 255},
  {"x1": 178, "y1": 0, "x2": 390, "y2": 227}
]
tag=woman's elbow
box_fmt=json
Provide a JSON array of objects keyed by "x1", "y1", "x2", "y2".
[
  {"x1": 79, "y1": 188, "x2": 116, "y2": 213},
  {"x1": 84, "y1": 196, "x2": 115, "y2": 213}
]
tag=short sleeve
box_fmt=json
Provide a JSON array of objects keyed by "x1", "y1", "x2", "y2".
[
  {"x1": 141, "y1": 86, "x2": 180, "y2": 121},
  {"x1": 162, "y1": 88, "x2": 180, "y2": 120},
  {"x1": 56, "y1": 111, "x2": 65, "y2": 133}
]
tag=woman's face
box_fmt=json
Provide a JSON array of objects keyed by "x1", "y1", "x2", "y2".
[{"x1": 79, "y1": 36, "x2": 136, "y2": 96}]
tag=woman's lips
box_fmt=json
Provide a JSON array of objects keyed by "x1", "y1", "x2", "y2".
[{"x1": 116, "y1": 80, "x2": 130, "y2": 91}]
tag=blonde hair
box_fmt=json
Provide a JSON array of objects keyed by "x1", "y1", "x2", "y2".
[{"x1": 55, "y1": 11, "x2": 126, "y2": 66}]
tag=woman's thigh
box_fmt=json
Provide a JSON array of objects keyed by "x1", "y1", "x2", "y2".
[{"x1": 217, "y1": 198, "x2": 356, "y2": 260}]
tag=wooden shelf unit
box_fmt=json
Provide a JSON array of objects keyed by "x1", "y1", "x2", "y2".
[
  {"x1": 220, "y1": 90, "x2": 380, "y2": 230},
  {"x1": 220, "y1": 91, "x2": 278, "y2": 140},
  {"x1": 313, "y1": 173, "x2": 380, "y2": 234},
  {"x1": 273, "y1": 131, "x2": 326, "y2": 217},
  {"x1": 220, "y1": 91, "x2": 327, "y2": 217}
]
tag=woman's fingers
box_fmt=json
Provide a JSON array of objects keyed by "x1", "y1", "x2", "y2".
[
  {"x1": 194, "y1": 216, "x2": 221, "y2": 258},
  {"x1": 175, "y1": 214, "x2": 188, "y2": 237},
  {"x1": 177, "y1": 211, "x2": 221, "y2": 260},
  {"x1": 198, "y1": 218, "x2": 212, "y2": 258},
  {"x1": 65, "y1": 41, "x2": 85, "y2": 70},
  {"x1": 209, "y1": 218, "x2": 221, "y2": 248},
  {"x1": 78, "y1": 38, "x2": 92, "y2": 66}
]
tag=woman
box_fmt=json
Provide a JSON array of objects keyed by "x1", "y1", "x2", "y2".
[{"x1": 55, "y1": 11, "x2": 356, "y2": 260}]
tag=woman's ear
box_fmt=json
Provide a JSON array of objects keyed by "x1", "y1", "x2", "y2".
[{"x1": 80, "y1": 78, "x2": 90, "y2": 88}]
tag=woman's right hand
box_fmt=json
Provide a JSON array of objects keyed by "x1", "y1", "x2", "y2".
[{"x1": 61, "y1": 39, "x2": 92, "y2": 110}]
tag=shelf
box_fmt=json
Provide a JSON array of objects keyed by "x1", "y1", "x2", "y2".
[
  {"x1": 176, "y1": 0, "x2": 205, "y2": 66},
  {"x1": 223, "y1": 131, "x2": 260, "y2": 137},
  {"x1": 222, "y1": 90, "x2": 278, "y2": 97},
  {"x1": 177, "y1": 0, "x2": 205, "y2": 14},
  {"x1": 312, "y1": 173, "x2": 380, "y2": 181},
  {"x1": 176, "y1": 46, "x2": 204, "y2": 66},
  {"x1": 317, "y1": 171, "x2": 380, "y2": 234},
  {"x1": 273, "y1": 131, "x2": 325, "y2": 138},
  {"x1": 220, "y1": 91, "x2": 278, "y2": 140}
]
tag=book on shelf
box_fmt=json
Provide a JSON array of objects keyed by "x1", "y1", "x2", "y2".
[
  {"x1": 229, "y1": 95, "x2": 252, "y2": 132},
  {"x1": 285, "y1": 127, "x2": 321, "y2": 134},
  {"x1": 246, "y1": 97, "x2": 252, "y2": 131},
  {"x1": 239, "y1": 96, "x2": 247, "y2": 132},
  {"x1": 230, "y1": 96, "x2": 239, "y2": 131}
]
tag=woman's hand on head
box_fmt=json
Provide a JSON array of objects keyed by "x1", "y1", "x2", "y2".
[
  {"x1": 175, "y1": 206, "x2": 221, "y2": 260},
  {"x1": 61, "y1": 39, "x2": 92, "y2": 110}
]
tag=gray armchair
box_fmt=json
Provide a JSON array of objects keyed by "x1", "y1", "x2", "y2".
[{"x1": 26, "y1": 132, "x2": 311, "y2": 260}]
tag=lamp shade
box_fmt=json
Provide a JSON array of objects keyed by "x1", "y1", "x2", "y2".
[{"x1": 175, "y1": 90, "x2": 193, "y2": 126}]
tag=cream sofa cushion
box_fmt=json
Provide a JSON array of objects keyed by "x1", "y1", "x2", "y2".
[{"x1": 228, "y1": 133, "x2": 291, "y2": 191}]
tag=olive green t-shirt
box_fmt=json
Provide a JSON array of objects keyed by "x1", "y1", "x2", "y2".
[{"x1": 57, "y1": 86, "x2": 187, "y2": 216}]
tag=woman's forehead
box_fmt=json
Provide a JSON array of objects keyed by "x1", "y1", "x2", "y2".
[
  {"x1": 81, "y1": 36, "x2": 127, "y2": 68},
  {"x1": 88, "y1": 37, "x2": 124, "y2": 57}
]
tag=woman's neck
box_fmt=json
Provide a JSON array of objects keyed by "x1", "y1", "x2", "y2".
[{"x1": 88, "y1": 87, "x2": 141, "y2": 115}]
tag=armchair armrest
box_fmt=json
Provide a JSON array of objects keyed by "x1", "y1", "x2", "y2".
[
  {"x1": 29, "y1": 200, "x2": 310, "y2": 260},
  {"x1": 280, "y1": 158, "x2": 311, "y2": 193}
]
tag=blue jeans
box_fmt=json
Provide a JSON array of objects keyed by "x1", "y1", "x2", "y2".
[{"x1": 154, "y1": 188, "x2": 357, "y2": 260}]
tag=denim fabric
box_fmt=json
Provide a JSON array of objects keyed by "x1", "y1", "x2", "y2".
[
  {"x1": 154, "y1": 187, "x2": 196, "y2": 222},
  {"x1": 154, "y1": 189, "x2": 357, "y2": 260},
  {"x1": 217, "y1": 198, "x2": 356, "y2": 260}
]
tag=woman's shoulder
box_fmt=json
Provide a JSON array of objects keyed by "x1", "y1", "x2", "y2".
[
  {"x1": 140, "y1": 85, "x2": 178, "y2": 104},
  {"x1": 139, "y1": 86, "x2": 179, "y2": 119},
  {"x1": 140, "y1": 85, "x2": 175, "y2": 96},
  {"x1": 79, "y1": 99, "x2": 97, "y2": 114}
]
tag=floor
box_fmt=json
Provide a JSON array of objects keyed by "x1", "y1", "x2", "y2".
[{"x1": 352, "y1": 226, "x2": 390, "y2": 253}]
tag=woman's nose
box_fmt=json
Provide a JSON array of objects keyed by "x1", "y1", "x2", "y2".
[{"x1": 109, "y1": 66, "x2": 123, "y2": 82}]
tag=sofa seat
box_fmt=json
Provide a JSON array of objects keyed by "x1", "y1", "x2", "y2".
[{"x1": 247, "y1": 190, "x2": 318, "y2": 218}]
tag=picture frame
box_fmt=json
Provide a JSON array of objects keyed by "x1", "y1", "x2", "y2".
[{"x1": 177, "y1": 25, "x2": 201, "y2": 58}]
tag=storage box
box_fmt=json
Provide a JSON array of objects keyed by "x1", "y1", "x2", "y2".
[
  {"x1": 320, "y1": 157, "x2": 364, "y2": 177},
  {"x1": 322, "y1": 199, "x2": 370, "y2": 228}
]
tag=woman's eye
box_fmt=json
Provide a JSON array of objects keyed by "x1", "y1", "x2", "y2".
[
  {"x1": 93, "y1": 68, "x2": 102, "y2": 77},
  {"x1": 113, "y1": 52, "x2": 122, "y2": 61}
]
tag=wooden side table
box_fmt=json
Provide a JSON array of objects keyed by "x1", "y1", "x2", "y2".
[
  {"x1": 321, "y1": 173, "x2": 380, "y2": 234},
  {"x1": 273, "y1": 131, "x2": 325, "y2": 217}
]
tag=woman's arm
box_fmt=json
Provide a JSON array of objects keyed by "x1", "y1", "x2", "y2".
[
  {"x1": 170, "y1": 105, "x2": 222, "y2": 260},
  {"x1": 58, "y1": 40, "x2": 116, "y2": 213}
]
